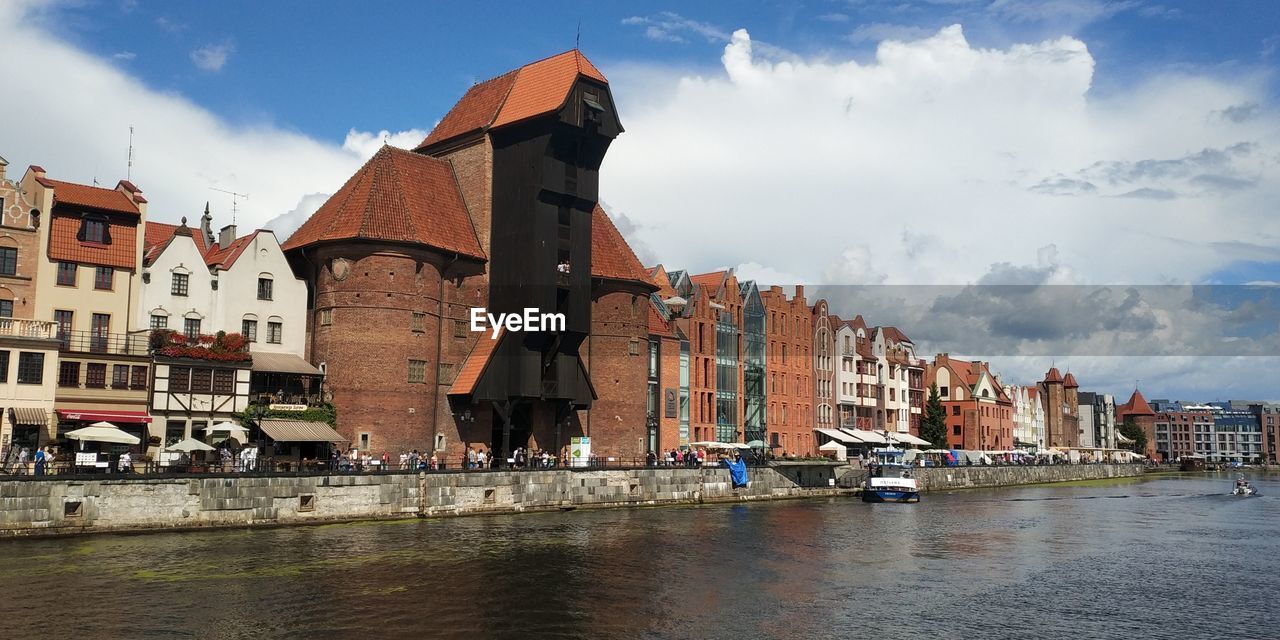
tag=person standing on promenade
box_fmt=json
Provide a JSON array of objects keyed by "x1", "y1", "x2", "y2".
[{"x1": 477, "y1": 448, "x2": 488, "y2": 469}]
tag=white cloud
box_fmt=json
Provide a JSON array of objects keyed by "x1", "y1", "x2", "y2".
[
  {"x1": 818, "y1": 13, "x2": 851, "y2": 23},
  {"x1": 340, "y1": 128, "x2": 429, "y2": 158},
  {"x1": 191, "y1": 40, "x2": 234, "y2": 72},
  {"x1": 0, "y1": 2, "x2": 420, "y2": 241},
  {"x1": 604, "y1": 25, "x2": 1280, "y2": 287},
  {"x1": 112, "y1": 51, "x2": 136, "y2": 61}
]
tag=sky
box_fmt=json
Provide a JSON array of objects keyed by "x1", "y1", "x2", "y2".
[{"x1": 1, "y1": 0, "x2": 1278, "y2": 401}]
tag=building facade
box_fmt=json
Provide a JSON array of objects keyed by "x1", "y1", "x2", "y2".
[
  {"x1": 1115, "y1": 389, "x2": 1157, "y2": 460},
  {"x1": 927, "y1": 354, "x2": 1014, "y2": 450},
  {"x1": 761, "y1": 285, "x2": 812, "y2": 454},
  {"x1": 22, "y1": 166, "x2": 152, "y2": 447}
]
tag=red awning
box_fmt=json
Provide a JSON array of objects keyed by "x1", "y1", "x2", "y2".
[{"x1": 56, "y1": 410, "x2": 152, "y2": 424}]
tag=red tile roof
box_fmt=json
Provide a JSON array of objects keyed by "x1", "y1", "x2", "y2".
[
  {"x1": 689, "y1": 271, "x2": 727, "y2": 292},
  {"x1": 281, "y1": 146, "x2": 484, "y2": 259},
  {"x1": 1062, "y1": 372, "x2": 1079, "y2": 388},
  {"x1": 205, "y1": 231, "x2": 260, "y2": 270},
  {"x1": 648, "y1": 303, "x2": 676, "y2": 338},
  {"x1": 591, "y1": 204, "x2": 656, "y2": 288},
  {"x1": 1117, "y1": 389, "x2": 1155, "y2": 417},
  {"x1": 448, "y1": 329, "x2": 503, "y2": 396},
  {"x1": 1043, "y1": 367, "x2": 1063, "y2": 383},
  {"x1": 47, "y1": 214, "x2": 139, "y2": 270},
  {"x1": 42, "y1": 178, "x2": 140, "y2": 215},
  {"x1": 143, "y1": 221, "x2": 208, "y2": 265},
  {"x1": 417, "y1": 50, "x2": 608, "y2": 150}
]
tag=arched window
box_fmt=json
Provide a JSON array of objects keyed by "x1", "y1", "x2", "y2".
[{"x1": 257, "y1": 273, "x2": 274, "y2": 300}]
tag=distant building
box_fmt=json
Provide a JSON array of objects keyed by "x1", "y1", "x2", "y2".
[
  {"x1": 1150, "y1": 401, "x2": 1213, "y2": 462},
  {"x1": 834, "y1": 315, "x2": 875, "y2": 431},
  {"x1": 810, "y1": 300, "x2": 837, "y2": 455},
  {"x1": 1115, "y1": 389, "x2": 1157, "y2": 460},
  {"x1": 927, "y1": 354, "x2": 1013, "y2": 450},
  {"x1": 1204, "y1": 402, "x2": 1263, "y2": 464},
  {"x1": 1038, "y1": 368, "x2": 1080, "y2": 449}
]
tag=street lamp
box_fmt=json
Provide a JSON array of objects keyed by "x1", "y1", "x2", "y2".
[{"x1": 249, "y1": 403, "x2": 267, "y2": 470}]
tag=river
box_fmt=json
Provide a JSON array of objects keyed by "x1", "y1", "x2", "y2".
[{"x1": 0, "y1": 472, "x2": 1275, "y2": 639}]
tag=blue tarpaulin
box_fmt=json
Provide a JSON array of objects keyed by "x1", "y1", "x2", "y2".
[{"x1": 723, "y1": 457, "x2": 749, "y2": 488}]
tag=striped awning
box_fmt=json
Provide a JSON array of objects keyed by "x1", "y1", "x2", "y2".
[
  {"x1": 815, "y1": 428, "x2": 859, "y2": 445},
  {"x1": 9, "y1": 407, "x2": 48, "y2": 426},
  {"x1": 258, "y1": 419, "x2": 346, "y2": 443}
]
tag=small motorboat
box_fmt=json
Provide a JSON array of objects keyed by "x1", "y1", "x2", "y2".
[{"x1": 1231, "y1": 476, "x2": 1256, "y2": 496}]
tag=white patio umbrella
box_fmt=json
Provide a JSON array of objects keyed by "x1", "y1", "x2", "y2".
[
  {"x1": 66, "y1": 423, "x2": 140, "y2": 445},
  {"x1": 205, "y1": 422, "x2": 250, "y2": 436},
  {"x1": 165, "y1": 438, "x2": 216, "y2": 453}
]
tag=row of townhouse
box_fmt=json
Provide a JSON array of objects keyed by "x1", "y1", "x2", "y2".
[{"x1": 0, "y1": 155, "x2": 319, "y2": 462}]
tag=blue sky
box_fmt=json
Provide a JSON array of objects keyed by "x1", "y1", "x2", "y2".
[
  {"x1": 4, "y1": 0, "x2": 1280, "y2": 399},
  {"x1": 47, "y1": 1, "x2": 1280, "y2": 144}
]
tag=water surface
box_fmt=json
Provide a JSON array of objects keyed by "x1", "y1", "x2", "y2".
[{"x1": 1, "y1": 473, "x2": 1275, "y2": 639}]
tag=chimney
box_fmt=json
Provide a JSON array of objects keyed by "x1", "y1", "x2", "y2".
[
  {"x1": 795, "y1": 284, "x2": 805, "y2": 298},
  {"x1": 0, "y1": 155, "x2": 8, "y2": 181},
  {"x1": 219, "y1": 224, "x2": 238, "y2": 248}
]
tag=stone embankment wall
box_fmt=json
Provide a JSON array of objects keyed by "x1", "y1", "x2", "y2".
[
  {"x1": 913, "y1": 463, "x2": 1143, "y2": 492},
  {"x1": 0, "y1": 465, "x2": 844, "y2": 538}
]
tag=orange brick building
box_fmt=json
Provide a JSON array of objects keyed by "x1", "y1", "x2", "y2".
[
  {"x1": 1116, "y1": 388, "x2": 1158, "y2": 460},
  {"x1": 928, "y1": 354, "x2": 1014, "y2": 450},
  {"x1": 760, "y1": 285, "x2": 812, "y2": 455}
]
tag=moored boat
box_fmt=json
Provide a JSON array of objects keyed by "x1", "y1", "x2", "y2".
[{"x1": 862, "y1": 448, "x2": 920, "y2": 503}]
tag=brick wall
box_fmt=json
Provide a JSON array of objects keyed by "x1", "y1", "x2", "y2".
[{"x1": 580, "y1": 288, "x2": 648, "y2": 461}]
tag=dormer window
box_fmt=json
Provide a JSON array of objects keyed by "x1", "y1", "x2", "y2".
[{"x1": 78, "y1": 216, "x2": 111, "y2": 245}]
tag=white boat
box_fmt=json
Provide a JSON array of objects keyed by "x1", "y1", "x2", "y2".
[
  {"x1": 862, "y1": 447, "x2": 920, "y2": 503},
  {"x1": 1231, "y1": 477, "x2": 1256, "y2": 496}
]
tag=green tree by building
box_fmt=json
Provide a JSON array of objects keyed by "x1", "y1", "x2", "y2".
[
  {"x1": 922, "y1": 383, "x2": 948, "y2": 450},
  {"x1": 1119, "y1": 417, "x2": 1147, "y2": 454}
]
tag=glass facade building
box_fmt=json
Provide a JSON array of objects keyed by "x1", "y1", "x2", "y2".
[
  {"x1": 715, "y1": 309, "x2": 739, "y2": 443},
  {"x1": 741, "y1": 282, "x2": 766, "y2": 444}
]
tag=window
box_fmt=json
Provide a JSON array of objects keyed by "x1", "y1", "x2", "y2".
[
  {"x1": 150, "y1": 315, "x2": 168, "y2": 330},
  {"x1": 90, "y1": 314, "x2": 110, "y2": 352},
  {"x1": 131, "y1": 365, "x2": 148, "y2": 390},
  {"x1": 411, "y1": 312, "x2": 425, "y2": 332},
  {"x1": 0, "y1": 350, "x2": 7, "y2": 382},
  {"x1": 0, "y1": 300, "x2": 11, "y2": 318},
  {"x1": 267, "y1": 322, "x2": 282, "y2": 344},
  {"x1": 453, "y1": 319, "x2": 468, "y2": 338},
  {"x1": 213, "y1": 369, "x2": 235, "y2": 394},
  {"x1": 58, "y1": 361, "x2": 79, "y2": 387},
  {"x1": 165, "y1": 421, "x2": 185, "y2": 447},
  {"x1": 56, "y1": 262, "x2": 77, "y2": 286},
  {"x1": 257, "y1": 277, "x2": 273, "y2": 300},
  {"x1": 952, "y1": 406, "x2": 960, "y2": 416},
  {"x1": 171, "y1": 272, "x2": 189, "y2": 296},
  {"x1": 112, "y1": 364, "x2": 129, "y2": 389},
  {"x1": 439, "y1": 362, "x2": 455, "y2": 384},
  {"x1": 242, "y1": 319, "x2": 258, "y2": 342},
  {"x1": 190, "y1": 368, "x2": 212, "y2": 393},
  {"x1": 80, "y1": 218, "x2": 107, "y2": 244},
  {"x1": 184, "y1": 318, "x2": 201, "y2": 340},
  {"x1": 0, "y1": 247, "x2": 16, "y2": 276},
  {"x1": 629, "y1": 338, "x2": 640, "y2": 356},
  {"x1": 408, "y1": 359, "x2": 427, "y2": 383},
  {"x1": 953, "y1": 425, "x2": 962, "y2": 436},
  {"x1": 85, "y1": 363, "x2": 107, "y2": 388},
  {"x1": 169, "y1": 366, "x2": 190, "y2": 392},
  {"x1": 319, "y1": 309, "x2": 333, "y2": 326},
  {"x1": 94, "y1": 267, "x2": 113, "y2": 290}
]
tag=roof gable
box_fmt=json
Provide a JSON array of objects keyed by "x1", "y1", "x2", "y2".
[
  {"x1": 42, "y1": 178, "x2": 140, "y2": 215},
  {"x1": 418, "y1": 50, "x2": 608, "y2": 150},
  {"x1": 591, "y1": 204, "x2": 657, "y2": 288}
]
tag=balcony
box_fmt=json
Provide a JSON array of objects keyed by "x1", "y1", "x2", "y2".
[
  {"x1": 58, "y1": 329, "x2": 150, "y2": 357},
  {"x1": 0, "y1": 318, "x2": 59, "y2": 340}
]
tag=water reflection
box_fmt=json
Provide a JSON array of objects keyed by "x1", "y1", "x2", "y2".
[{"x1": 1, "y1": 473, "x2": 1277, "y2": 639}]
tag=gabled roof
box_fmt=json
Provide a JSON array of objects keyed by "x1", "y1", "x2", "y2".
[
  {"x1": 1062, "y1": 372, "x2": 1079, "y2": 388},
  {"x1": 591, "y1": 204, "x2": 656, "y2": 289},
  {"x1": 690, "y1": 270, "x2": 727, "y2": 292},
  {"x1": 1044, "y1": 367, "x2": 1063, "y2": 383},
  {"x1": 205, "y1": 230, "x2": 261, "y2": 270},
  {"x1": 39, "y1": 177, "x2": 141, "y2": 215},
  {"x1": 648, "y1": 302, "x2": 676, "y2": 338},
  {"x1": 281, "y1": 146, "x2": 483, "y2": 259},
  {"x1": 417, "y1": 50, "x2": 608, "y2": 150},
  {"x1": 144, "y1": 221, "x2": 208, "y2": 266},
  {"x1": 448, "y1": 329, "x2": 504, "y2": 396}
]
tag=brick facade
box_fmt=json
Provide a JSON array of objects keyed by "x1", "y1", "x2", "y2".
[
  {"x1": 761, "y1": 285, "x2": 812, "y2": 455},
  {"x1": 0, "y1": 161, "x2": 40, "y2": 318}
]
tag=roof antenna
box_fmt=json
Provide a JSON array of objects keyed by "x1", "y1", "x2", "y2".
[
  {"x1": 576, "y1": 20, "x2": 581, "y2": 49},
  {"x1": 210, "y1": 187, "x2": 249, "y2": 226},
  {"x1": 127, "y1": 126, "x2": 134, "y2": 182}
]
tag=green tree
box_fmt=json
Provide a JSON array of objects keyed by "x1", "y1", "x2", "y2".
[
  {"x1": 1119, "y1": 417, "x2": 1147, "y2": 454},
  {"x1": 921, "y1": 383, "x2": 949, "y2": 450}
]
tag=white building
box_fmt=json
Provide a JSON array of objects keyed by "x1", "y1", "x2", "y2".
[
  {"x1": 140, "y1": 212, "x2": 317, "y2": 445},
  {"x1": 1004, "y1": 383, "x2": 1047, "y2": 449}
]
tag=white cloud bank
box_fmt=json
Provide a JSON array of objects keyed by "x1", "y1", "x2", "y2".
[
  {"x1": 604, "y1": 25, "x2": 1280, "y2": 286},
  {"x1": 0, "y1": 2, "x2": 421, "y2": 241}
]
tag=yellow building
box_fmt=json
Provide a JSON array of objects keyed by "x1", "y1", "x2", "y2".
[{"x1": 20, "y1": 166, "x2": 151, "y2": 449}]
